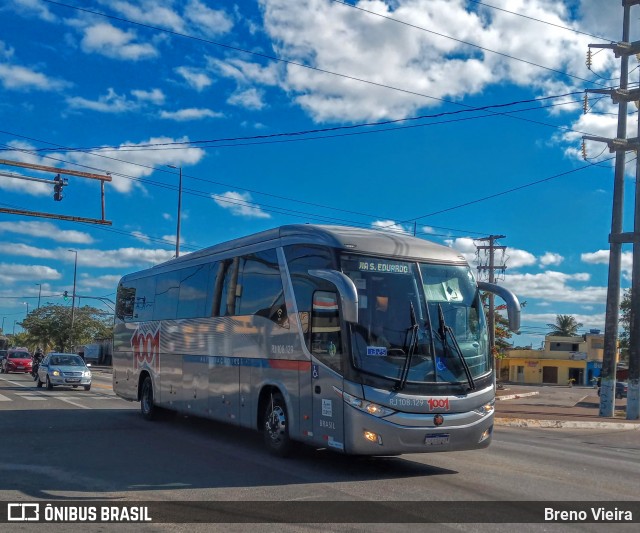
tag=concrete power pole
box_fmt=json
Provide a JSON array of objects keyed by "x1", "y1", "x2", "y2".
[
  {"x1": 583, "y1": 0, "x2": 640, "y2": 419},
  {"x1": 476, "y1": 235, "x2": 507, "y2": 377}
]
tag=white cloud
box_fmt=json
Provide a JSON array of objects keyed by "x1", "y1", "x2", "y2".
[
  {"x1": 213, "y1": 191, "x2": 271, "y2": 219},
  {"x1": 184, "y1": 0, "x2": 234, "y2": 37},
  {"x1": 227, "y1": 88, "x2": 267, "y2": 110},
  {"x1": 505, "y1": 248, "x2": 536, "y2": 269},
  {"x1": 160, "y1": 108, "x2": 224, "y2": 121},
  {"x1": 251, "y1": 0, "x2": 617, "y2": 122},
  {"x1": 79, "y1": 273, "x2": 122, "y2": 290},
  {"x1": 0, "y1": 63, "x2": 68, "y2": 91},
  {"x1": 501, "y1": 270, "x2": 605, "y2": 305},
  {"x1": 371, "y1": 220, "x2": 412, "y2": 235},
  {"x1": 67, "y1": 88, "x2": 140, "y2": 113},
  {"x1": 131, "y1": 231, "x2": 151, "y2": 243},
  {"x1": 0, "y1": 262, "x2": 61, "y2": 284},
  {"x1": 539, "y1": 252, "x2": 564, "y2": 267},
  {"x1": 80, "y1": 22, "x2": 158, "y2": 61},
  {"x1": 65, "y1": 137, "x2": 206, "y2": 193},
  {"x1": 175, "y1": 66, "x2": 213, "y2": 91},
  {"x1": 0, "y1": 221, "x2": 94, "y2": 243},
  {"x1": 522, "y1": 311, "x2": 606, "y2": 332},
  {"x1": 131, "y1": 88, "x2": 165, "y2": 105},
  {"x1": 107, "y1": 0, "x2": 183, "y2": 29},
  {"x1": 582, "y1": 249, "x2": 633, "y2": 279},
  {"x1": 0, "y1": 242, "x2": 173, "y2": 268},
  {"x1": 11, "y1": 0, "x2": 58, "y2": 22}
]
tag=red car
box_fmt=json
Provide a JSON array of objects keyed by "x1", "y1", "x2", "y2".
[{"x1": 1, "y1": 349, "x2": 32, "y2": 374}]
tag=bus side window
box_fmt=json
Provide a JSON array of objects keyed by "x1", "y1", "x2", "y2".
[
  {"x1": 116, "y1": 284, "x2": 136, "y2": 321},
  {"x1": 236, "y1": 250, "x2": 287, "y2": 327},
  {"x1": 283, "y1": 244, "x2": 337, "y2": 350},
  {"x1": 154, "y1": 271, "x2": 180, "y2": 320},
  {"x1": 310, "y1": 291, "x2": 342, "y2": 373},
  {"x1": 176, "y1": 264, "x2": 210, "y2": 319}
]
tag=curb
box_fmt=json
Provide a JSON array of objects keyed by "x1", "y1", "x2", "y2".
[
  {"x1": 496, "y1": 392, "x2": 540, "y2": 401},
  {"x1": 494, "y1": 417, "x2": 640, "y2": 430}
]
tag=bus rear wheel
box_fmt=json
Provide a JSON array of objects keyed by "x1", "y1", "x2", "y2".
[
  {"x1": 140, "y1": 376, "x2": 156, "y2": 420},
  {"x1": 263, "y1": 392, "x2": 292, "y2": 457}
]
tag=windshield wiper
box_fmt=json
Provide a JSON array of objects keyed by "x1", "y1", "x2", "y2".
[
  {"x1": 395, "y1": 302, "x2": 419, "y2": 391},
  {"x1": 437, "y1": 304, "x2": 476, "y2": 391}
]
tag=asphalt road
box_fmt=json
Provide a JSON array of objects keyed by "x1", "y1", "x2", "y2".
[{"x1": 1, "y1": 372, "x2": 638, "y2": 533}]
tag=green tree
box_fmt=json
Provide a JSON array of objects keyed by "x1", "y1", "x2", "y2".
[
  {"x1": 20, "y1": 303, "x2": 112, "y2": 352},
  {"x1": 619, "y1": 289, "x2": 630, "y2": 363},
  {"x1": 546, "y1": 314, "x2": 583, "y2": 337}
]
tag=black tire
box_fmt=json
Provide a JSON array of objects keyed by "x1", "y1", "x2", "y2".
[
  {"x1": 84, "y1": 384, "x2": 91, "y2": 391},
  {"x1": 263, "y1": 392, "x2": 292, "y2": 457},
  {"x1": 140, "y1": 376, "x2": 156, "y2": 420},
  {"x1": 616, "y1": 392, "x2": 622, "y2": 399},
  {"x1": 46, "y1": 376, "x2": 53, "y2": 390}
]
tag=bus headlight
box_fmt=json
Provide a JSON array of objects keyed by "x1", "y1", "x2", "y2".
[
  {"x1": 340, "y1": 390, "x2": 396, "y2": 418},
  {"x1": 474, "y1": 399, "x2": 495, "y2": 416}
]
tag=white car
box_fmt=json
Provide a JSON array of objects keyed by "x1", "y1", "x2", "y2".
[{"x1": 36, "y1": 353, "x2": 92, "y2": 391}]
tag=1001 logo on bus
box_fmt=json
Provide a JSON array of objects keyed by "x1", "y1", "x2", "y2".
[
  {"x1": 427, "y1": 398, "x2": 450, "y2": 411},
  {"x1": 131, "y1": 327, "x2": 160, "y2": 371}
]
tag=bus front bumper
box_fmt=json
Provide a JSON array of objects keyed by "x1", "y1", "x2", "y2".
[{"x1": 343, "y1": 406, "x2": 494, "y2": 455}]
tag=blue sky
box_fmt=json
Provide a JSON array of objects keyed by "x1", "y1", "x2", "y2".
[{"x1": 0, "y1": 0, "x2": 638, "y2": 348}]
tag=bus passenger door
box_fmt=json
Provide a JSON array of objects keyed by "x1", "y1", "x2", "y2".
[{"x1": 310, "y1": 291, "x2": 345, "y2": 453}]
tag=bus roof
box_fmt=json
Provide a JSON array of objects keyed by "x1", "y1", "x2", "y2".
[{"x1": 122, "y1": 225, "x2": 467, "y2": 280}]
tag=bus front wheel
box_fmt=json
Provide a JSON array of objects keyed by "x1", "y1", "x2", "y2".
[
  {"x1": 263, "y1": 392, "x2": 292, "y2": 457},
  {"x1": 140, "y1": 376, "x2": 156, "y2": 421}
]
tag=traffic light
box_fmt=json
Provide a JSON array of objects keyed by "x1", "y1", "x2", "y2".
[
  {"x1": 53, "y1": 174, "x2": 63, "y2": 201},
  {"x1": 63, "y1": 290, "x2": 68, "y2": 301}
]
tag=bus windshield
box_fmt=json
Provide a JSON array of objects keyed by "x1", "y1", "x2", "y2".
[{"x1": 341, "y1": 254, "x2": 488, "y2": 386}]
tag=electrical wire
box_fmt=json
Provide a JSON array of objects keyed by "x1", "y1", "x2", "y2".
[{"x1": 330, "y1": 0, "x2": 608, "y2": 87}]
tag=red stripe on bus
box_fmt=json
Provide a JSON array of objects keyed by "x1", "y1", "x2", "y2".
[{"x1": 268, "y1": 360, "x2": 311, "y2": 371}]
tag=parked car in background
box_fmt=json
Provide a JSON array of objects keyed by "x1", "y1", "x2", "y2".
[
  {"x1": 1, "y1": 348, "x2": 32, "y2": 374},
  {"x1": 36, "y1": 352, "x2": 92, "y2": 391},
  {"x1": 597, "y1": 381, "x2": 628, "y2": 399}
]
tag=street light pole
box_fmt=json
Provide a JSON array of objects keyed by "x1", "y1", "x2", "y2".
[
  {"x1": 69, "y1": 249, "x2": 78, "y2": 351},
  {"x1": 36, "y1": 283, "x2": 42, "y2": 309},
  {"x1": 168, "y1": 165, "x2": 183, "y2": 258}
]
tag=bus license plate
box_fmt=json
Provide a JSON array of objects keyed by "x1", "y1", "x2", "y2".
[{"x1": 425, "y1": 434, "x2": 449, "y2": 446}]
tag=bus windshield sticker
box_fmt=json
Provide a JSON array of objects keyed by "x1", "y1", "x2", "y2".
[
  {"x1": 354, "y1": 278, "x2": 366, "y2": 290},
  {"x1": 367, "y1": 346, "x2": 387, "y2": 356},
  {"x1": 357, "y1": 261, "x2": 410, "y2": 274}
]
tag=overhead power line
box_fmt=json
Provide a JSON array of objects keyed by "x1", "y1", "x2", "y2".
[
  {"x1": 465, "y1": 0, "x2": 613, "y2": 41},
  {"x1": 40, "y1": 0, "x2": 607, "y2": 119},
  {"x1": 330, "y1": 0, "x2": 608, "y2": 87},
  {"x1": 19, "y1": 91, "x2": 585, "y2": 154}
]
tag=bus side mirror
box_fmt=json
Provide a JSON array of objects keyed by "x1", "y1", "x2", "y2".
[
  {"x1": 308, "y1": 269, "x2": 359, "y2": 324},
  {"x1": 477, "y1": 281, "x2": 521, "y2": 333}
]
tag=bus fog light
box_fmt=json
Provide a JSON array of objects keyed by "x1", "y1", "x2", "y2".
[
  {"x1": 364, "y1": 431, "x2": 383, "y2": 445},
  {"x1": 479, "y1": 427, "x2": 492, "y2": 443}
]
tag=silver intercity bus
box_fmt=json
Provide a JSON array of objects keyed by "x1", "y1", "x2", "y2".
[{"x1": 113, "y1": 225, "x2": 520, "y2": 456}]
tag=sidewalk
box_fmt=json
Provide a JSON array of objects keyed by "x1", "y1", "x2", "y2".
[{"x1": 494, "y1": 384, "x2": 640, "y2": 430}]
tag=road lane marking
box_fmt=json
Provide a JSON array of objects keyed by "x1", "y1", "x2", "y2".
[{"x1": 0, "y1": 394, "x2": 11, "y2": 401}]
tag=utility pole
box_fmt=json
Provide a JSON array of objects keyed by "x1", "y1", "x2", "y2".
[
  {"x1": 628, "y1": 58, "x2": 640, "y2": 420},
  {"x1": 583, "y1": 0, "x2": 640, "y2": 419},
  {"x1": 69, "y1": 249, "x2": 78, "y2": 352},
  {"x1": 476, "y1": 235, "x2": 507, "y2": 372}
]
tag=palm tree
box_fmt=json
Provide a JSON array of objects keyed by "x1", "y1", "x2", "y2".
[{"x1": 546, "y1": 315, "x2": 583, "y2": 337}]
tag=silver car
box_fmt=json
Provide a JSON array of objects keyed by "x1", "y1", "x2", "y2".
[{"x1": 36, "y1": 353, "x2": 92, "y2": 391}]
